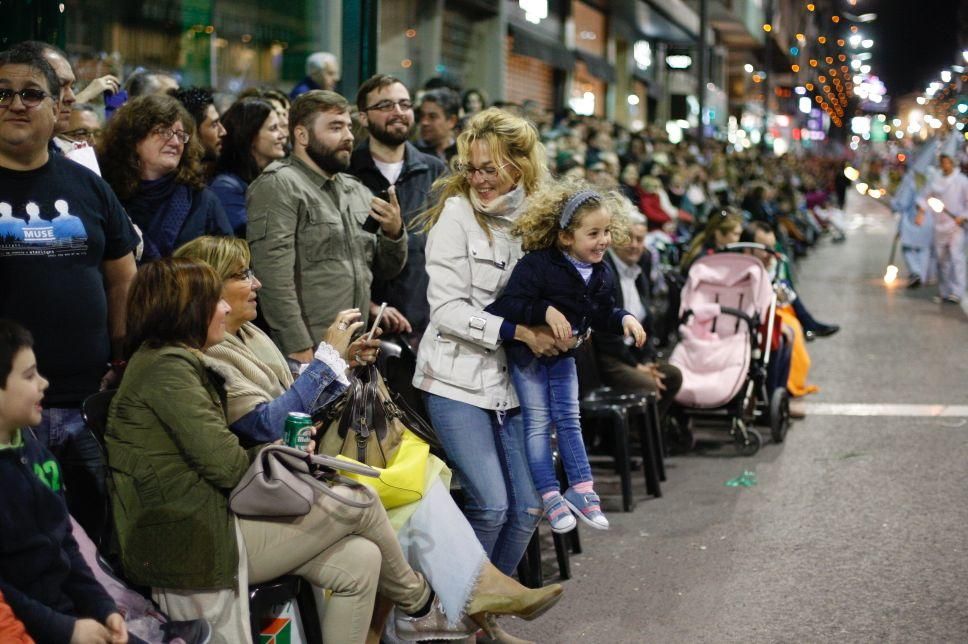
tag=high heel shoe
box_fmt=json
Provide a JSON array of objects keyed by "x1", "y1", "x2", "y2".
[{"x1": 465, "y1": 561, "x2": 563, "y2": 624}]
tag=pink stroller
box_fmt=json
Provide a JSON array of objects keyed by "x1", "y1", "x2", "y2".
[{"x1": 668, "y1": 246, "x2": 791, "y2": 455}]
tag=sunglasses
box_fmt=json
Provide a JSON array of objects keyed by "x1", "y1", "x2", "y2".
[{"x1": 0, "y1": 88, "x2": 51, "y2": 109}]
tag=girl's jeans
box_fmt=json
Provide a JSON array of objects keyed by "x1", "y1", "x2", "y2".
[
  {"x1": 506, "y1": 346, "x2": 593, "y2": 496},
  {"x1": 423, "y1": 393, "x2": 541, "y2": 576}
]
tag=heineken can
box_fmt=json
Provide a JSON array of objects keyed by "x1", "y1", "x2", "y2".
[{"x1": 284, "y1": 412, "x2": 313, "y2": 450}]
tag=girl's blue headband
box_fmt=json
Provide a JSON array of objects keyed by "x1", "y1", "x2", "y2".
[{"x1": 559, "y1": 190, "x2": 600, "y2": 229}]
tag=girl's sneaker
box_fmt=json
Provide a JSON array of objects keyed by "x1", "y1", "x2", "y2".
[
  {"x1": 563, "y1": 488, "x2": 610, "y2": 530},
  {"x1": 542, "y1": 492, "x2": 577, "y2": 533}
]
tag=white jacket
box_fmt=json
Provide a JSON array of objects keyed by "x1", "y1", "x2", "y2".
[{"x1": 413, "y1": 195, "x2": 524, "y2": 410}]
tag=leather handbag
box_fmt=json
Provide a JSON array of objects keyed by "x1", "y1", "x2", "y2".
[
  {"x1": 230, "y1": 444, "x2": 379, "y2": 518},
  {"x1": 315, "y1": 364, "x2": 440, "y2": 468}
]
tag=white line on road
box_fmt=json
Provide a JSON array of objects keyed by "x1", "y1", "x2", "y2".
[{"x1": 804, "y1": 403, "x2": 968, "y2": 417}]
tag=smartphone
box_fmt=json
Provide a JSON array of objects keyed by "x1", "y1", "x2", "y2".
[
  {"x1": 367, "y1": 302, "x2": 387, "y2": 341},
  {"x1": 363, "y1": 189, "x2": 389, "y2": 233}
]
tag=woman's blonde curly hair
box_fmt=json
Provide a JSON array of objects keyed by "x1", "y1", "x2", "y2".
[
  {"x1": 512, "y1": 178, "x2": 633, "y2": 252},
  {"x1": 413, "y1": 108, "x2": 548, "y2": 239}
]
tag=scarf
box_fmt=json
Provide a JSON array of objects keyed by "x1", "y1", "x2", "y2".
[
  {"x1": 124, "y1": 173, "x2": 194, "y2": 260},
  {"x1": 468, "y1": 184, "x2": 526, "y2": 222},
  {"x1": 201, "y1": 322, "x2": 294, "y2": 425}
]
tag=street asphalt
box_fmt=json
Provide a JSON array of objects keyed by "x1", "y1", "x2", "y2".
[{"x1": 504, "y1": 192, "x2": 968, "y2": 643}]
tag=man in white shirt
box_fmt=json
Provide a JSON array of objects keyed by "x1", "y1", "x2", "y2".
[
  {"x1": 349, "y1": 74, "x2": 446, "y2": 339},
  {"x1": 592, "y1": 214, "x2": 682, "y2": 418},
  {"x1": 917, "y1": 154, "x2": 968, "y2": 303}
]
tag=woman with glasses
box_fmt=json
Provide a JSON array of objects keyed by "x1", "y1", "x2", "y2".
[
  {"x1": 210, "y1": 98, "x2": 289, "y2": 237},
  {"x1": 173, "y1": 235, "x2": 563, "y2": 641},
  {"x1": 412, "y1": 109, "x2": 570, "y2": 595},
  {"x1": 99, "y1": 94, "x2": 231, "y2": 261}
]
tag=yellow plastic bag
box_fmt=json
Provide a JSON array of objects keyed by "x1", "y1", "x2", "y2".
[{"x1": 336, "y1": 429, "x2": 429, "y2": 509}]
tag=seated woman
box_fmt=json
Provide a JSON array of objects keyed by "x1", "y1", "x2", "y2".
[
  {"x1": 99, "y1": 95, "x2": 232, "y2": 260},
  {"x1": 173, "y1": 236, "x2": 562, "y2": 642},
  {"x1": 106, "y1": 257, "x2": 453, "y2": 643},
  {"x1": 210, "y1": 98, "x2": 289, "y2": 238},
  {"x1": 741, "y1": 223, "x2": 819, "y2": 417},
  {"x1": 679, "y1": 209, "x2": 744, "y2": 274}
]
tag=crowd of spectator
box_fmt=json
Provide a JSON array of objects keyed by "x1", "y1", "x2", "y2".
[{"x1": 0, "y1": 41, "x2": 861, "y2": 644}]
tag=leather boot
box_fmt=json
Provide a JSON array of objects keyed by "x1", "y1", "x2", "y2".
[
  {"x1": 465, "y1": 561, "x2": 563, "y2": 623},
  {"x1": 475, "y1": 615, "x2": 535, "y2": 644}
]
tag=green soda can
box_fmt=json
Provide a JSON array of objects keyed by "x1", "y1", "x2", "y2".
[{"x1": 284, "y1": 412, "x2": 313, "y2": 450}]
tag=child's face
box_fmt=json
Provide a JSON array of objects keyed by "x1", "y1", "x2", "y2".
[
  {"x1": 559, "y1": 206, "x2": 612, "y2": 264},
  {"x1": 0, "y1": 348, "x2": 48, "y2": 432}
]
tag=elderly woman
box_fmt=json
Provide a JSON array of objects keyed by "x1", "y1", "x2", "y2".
[
  {"x1": 99, "y1": 94, "x2": 231, "y2": 260},
  {"x1": 172, "y1": 236, "x2": 562, "y2": 642},
  {"x1": 106, "y1": 257, "x2": 453, "y2": 644},
  {"x1": 210, "y1": 98, "x2": 289, "y2": 238},
  {"x1": 412, "y1": 109, "x2": 570, "y2": 582}
]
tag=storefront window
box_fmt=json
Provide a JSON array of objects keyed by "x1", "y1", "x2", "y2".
[
  {"x1": 64, "y1": 0, "x2": 325, "y2": 92},
  {"x1": 570, "y1": 61, "x2": 605, "y2": 116},
  {"x1": 572, "y1": 1, "x2": 605, "y2": 58}
]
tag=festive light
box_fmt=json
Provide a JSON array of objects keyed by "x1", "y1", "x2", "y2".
[
  {"x1": 807, "y1": 3, "x2": 815, "y2": 11},
  {"x1": 791, "y1": 64, "x2": 800, "y2": 72},
  {"x1": 884, "y1": 265, "x2": 898, "y2": 285},
  {"x1": 818, "y1": 36, "x2": 827, "y2": 44},
  {"x1": 763, "y1": 24, "x2": 772, "y2": 32}
]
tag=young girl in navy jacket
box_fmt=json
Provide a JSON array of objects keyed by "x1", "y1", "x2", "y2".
[{"x1": 487, "y1": 181, "x2": 646, "y2": 533}]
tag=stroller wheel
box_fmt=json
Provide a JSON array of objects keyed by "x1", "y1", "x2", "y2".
[
  {"x1": 769, "y1": 389, "x2": 791, "y2": 443},
  {"x1": 734, "y1": 426, "x2": 762, "y2": 456}
]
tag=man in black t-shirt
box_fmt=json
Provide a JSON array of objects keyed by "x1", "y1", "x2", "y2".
[{"x1": 0, "y1": 45, "x2": 138, "y2": 520}]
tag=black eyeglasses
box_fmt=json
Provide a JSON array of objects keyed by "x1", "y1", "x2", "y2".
[
  {"x1": 364, "y1": 99, "x2": 413, "y2": 113},
  {"x1": 0, "y1": 88, "x2": 51, "y2": 109},
  {"x1": 229, "y1": 267, "x2": 255, "y2": 282},
  {"x1": 151, "y1": 126, "x2": 191, "y2": 144},
  {"x1": 61, "y1": 128, "x2": 101, "y2": 142}
]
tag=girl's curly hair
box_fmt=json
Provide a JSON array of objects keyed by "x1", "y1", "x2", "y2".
[
  {"x1": 98, "y1": 94, "x2": 206, "y2": 201},
  {"x1": 512, "y1": 178, "x2": 633, "y2": 252}
]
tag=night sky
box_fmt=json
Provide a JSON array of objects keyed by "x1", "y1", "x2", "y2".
[{"x1": 865, "y1": 0, "x2": 964, "y2": 98}]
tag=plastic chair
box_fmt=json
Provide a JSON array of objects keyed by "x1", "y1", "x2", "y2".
[{"x1": 574, "y1": 345, "x2": 665, "y2": 508}]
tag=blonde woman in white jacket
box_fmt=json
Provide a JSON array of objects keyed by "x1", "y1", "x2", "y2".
[{"x1": 413, "y1": 109, "x2": 571, "y2": 579}]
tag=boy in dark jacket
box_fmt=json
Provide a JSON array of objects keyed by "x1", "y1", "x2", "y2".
[{"x1": 0, "y1": 320, "x2": 127, "y2": 644}]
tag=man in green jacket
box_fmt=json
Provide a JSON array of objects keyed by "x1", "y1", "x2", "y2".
[{"x1": 247, "y1": 90, "x2": 407, "y2": 365}]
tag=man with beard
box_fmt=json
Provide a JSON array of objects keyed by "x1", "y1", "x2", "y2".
[
  {"x1": 247, "y1": 90, "x2": 407, "y2": 366},
  {"x1": 170, "y1": 87, "x2": 226, "y2": 181},
  {"x1": 349, "y1": 74, "x2": 445, "y2": 339}
]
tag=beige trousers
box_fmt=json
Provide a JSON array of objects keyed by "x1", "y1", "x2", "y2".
[
  {"x1": 241, "y1": 484, "x2": 430, "y2": 643},
  {"x1": 158, "y1": 485, "x2": 430, "y2": 644}
]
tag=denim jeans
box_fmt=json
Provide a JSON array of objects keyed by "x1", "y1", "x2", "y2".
[
  {"x1": 423, "y1": 393, "x2": 540, "y2": 576},
  {"x1": 507, "y1": 347, "x2": 592, "y2": 496},
  {"x1": 32, "y1": 407, "x2": 106, "y2": 536},
  {"x1": 766, "y1": 335, "x2": 793, "y2": 394}
]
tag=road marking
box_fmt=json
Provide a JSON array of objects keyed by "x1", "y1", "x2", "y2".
[{"x1": 804, "y1": 403, "x2": 968, "y2": 417}]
